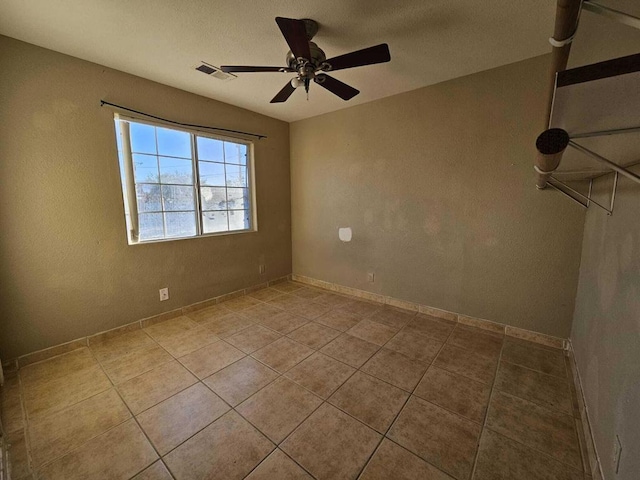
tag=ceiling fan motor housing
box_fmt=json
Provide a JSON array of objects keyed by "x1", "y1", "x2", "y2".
[{"x1": 286, "y1": 42, "x2": 327, "y2": 78}]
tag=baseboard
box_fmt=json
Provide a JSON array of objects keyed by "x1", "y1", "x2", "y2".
[
  {"x1": 566, "y1": 340, "x2": 605, "y2": 479},
  {"x1": 292, "y1": 273, "x2": 565, "y2": 350},
  {"x1": 4, "y1": 274, "x2": 291, "y2": 369}
]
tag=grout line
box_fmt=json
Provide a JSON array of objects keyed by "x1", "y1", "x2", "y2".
[
  {"x1": 468, "y1": 333, "x2": 506, "y2": 479},
  {"x1": 354, "y1": 312, "x2": 457, "y2": 480},
  {"x1": 481, "y1": 423, "x2": 586, "y2": 475},
  {"x1": 235, "y1": 297, "x2": 410, "y2": 478},
  {"x1": 84, "y1": 347, "x2": 169, "y2": 476},
  {"x1": 499, "y1": 357, "x2": 569, "y2": 380}
]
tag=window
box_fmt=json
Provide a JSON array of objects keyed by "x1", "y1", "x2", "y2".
[{"x1": 114, "y1": 116, "x2": 255, "y2": 244}]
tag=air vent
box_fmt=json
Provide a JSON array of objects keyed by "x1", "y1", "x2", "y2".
[{"x1": 194, "y1": 62, "x2": 236, "y2": 81}]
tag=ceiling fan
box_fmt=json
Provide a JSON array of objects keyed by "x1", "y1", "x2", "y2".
[{"x1": 220, "y1": 17, "x2": 391, "y2": 103}]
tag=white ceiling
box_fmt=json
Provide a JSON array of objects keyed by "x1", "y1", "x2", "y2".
[{"x1": 0, "y1": 0, "x2": 563, "y2": 122}]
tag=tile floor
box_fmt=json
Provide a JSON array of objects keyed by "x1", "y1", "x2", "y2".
[{"x1": 0, "y1": 281, "x2": 593, "y2": 479}]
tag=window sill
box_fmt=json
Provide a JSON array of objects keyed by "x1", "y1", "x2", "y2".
[{"x1": 127, "y1": 228, "x2": 258, "y2": 246}]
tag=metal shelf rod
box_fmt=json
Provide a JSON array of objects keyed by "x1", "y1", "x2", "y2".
[
  {"x1": 568, "y1": 141, "x2": 640, "y2": 185},
  {"x1": 571, "y1": 125, "x2": 640, "y2": 139}
]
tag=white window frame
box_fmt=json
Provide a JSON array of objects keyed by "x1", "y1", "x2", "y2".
[{"x1": 114, "y1": 114, "x2": 257, "y2": 244}]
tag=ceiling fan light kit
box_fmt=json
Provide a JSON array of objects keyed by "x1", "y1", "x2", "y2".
[{"x1": 220, "y1": 17, "x2": 391, "y2": 103}]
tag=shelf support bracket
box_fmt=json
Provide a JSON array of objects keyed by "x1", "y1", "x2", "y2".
[{"x1": 548, "y1": 176, "x2": 616, "y2": 215}]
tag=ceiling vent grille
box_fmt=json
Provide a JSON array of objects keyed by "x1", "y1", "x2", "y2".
[{"x1": 194, "y1": 62, "x2": 236, "y2": 81}]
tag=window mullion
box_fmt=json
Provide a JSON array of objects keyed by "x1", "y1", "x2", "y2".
[
  {"x1": 223, "y1": 143, "x2": 230, "y2": 231},
  {"x1": 192, "y1": 135, "x2": 203, "y2": 235}
]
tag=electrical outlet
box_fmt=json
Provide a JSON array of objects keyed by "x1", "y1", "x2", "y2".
[
  {"x1": 259, "y1": 264, "x2": 266, "y2": 274},
  {"x1": 367, "y1": 272, "x2": 375, "y2": 283},
  {"x1": 159, "y1": 288, "x2": 169, "y2": 301},
  {"x1": 613, "y1": 435, "x2": 622, "y2": 474}
]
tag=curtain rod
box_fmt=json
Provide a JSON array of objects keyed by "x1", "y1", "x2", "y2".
[{"x1": 100, "y1": 100, "x2": 267, "y2": 140}]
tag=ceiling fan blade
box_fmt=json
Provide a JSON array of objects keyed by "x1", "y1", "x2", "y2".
[
  {"x1": 220, "y1": 66, "x2": 292, "y2": 73},
  {"x1": 315, "y1": 74, "x2": 359, "y2": 101},
  {"x1": 270, "y1": 81, "x2": 297, "y2": 103},
  {"x1": 324, "y1": 43, "x2": 391, "y2": 72},
  {"x1": 275, "y1": 17, "x2": 311, "y2": 60}
]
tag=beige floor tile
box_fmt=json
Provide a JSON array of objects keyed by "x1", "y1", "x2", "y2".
[
  {"x1": 101, "y1": 344, "x2": 173, "y2": 384},
  {"x1": 202, "y1": 313, "x2": 254, "y2": 338},
  {"x1": 291, "y1": 286, "x2": 326, "y2": 300},
  {"x1": 240, "y1": 303, "x2": 287, "y2": 323},
  {"x1": 287, "y1": 322, "x2": 341, "y2": 349},
  {"x1": 320, "y1": 334, "x2": 380, "y2": 368},
  {"x1": 447, "y1": 325, "x2": 503, "y2": 359},
  {"x1": 1, "y1": 375, "x2": 24, "y2": 434},
  {"x1": 272, "y1": 281, "x2": 305, "y2": 293},
  {"x1": 315, "y1": 309, "x2": 362, "y2": 332},
  {"x1": 388, "y1": 396, "x2": 481, "y2": 480},
  {"x1": 257, "y1": 310, "x2": 309, "y2": 335},
  {"x1": 360, "y1": 439, "x2": 454, "y2": 480},
  {"x1": 143, "y1": 316, "x2": 199, "y2": 344},
  {"x1": 502, "y1": 338, "x2": 567, "y2": 378},
  {"x1": 178, "y1": 341, "x2": 245, "y2": 379},
  {"x1": 247, "y1": 287, "x2": 284, "y2": 302},
  {"x1": 267, "y1": 294, "x2": 308, "y2": 310},
  {"x1": 281, "y1": 403, "x2": 381, "y2": 480},
  {"x1": 90, "y1": 330, "x2": 157, "y2": 363},
  {"x1": 414, "y1": 366, "x2": 491, "y2": 424},
  {"x1": 313, "y1": 292, "x2": 353, "y2": 308},
  {"x1": 6, "y1": 429, "x2": 30, "y2": 479},
  {"x1": 337, "y1": 300, "x2": 382, "y2": 317},
  {"x1": 186, "y1": 303, "x2": 233, "y2": 324},
  {"x1": 496, "y1": 361, "x2": 572, "y2": 414},
  {"x1": 236, "y1": 377, "x2": 322, "y2": 443},
  {"x1": 131, "y1": 461, "x2": 173, "y2": 480},
  {"x1": 153, "y1": 326, "x2": 220, "y2": 357},
  {"x1": 118, "y1": 360, "x2": 197, "y2": 414},
  {"x1": 23, "y1": 364, "x2": 112, "y2": 420},
  {"x1": 38, "y1": 419, "x2": 157, "y2": 480},
  {"x1": 370, "y1": 307, "x2": 416, "y2": 329},
  {"x1": 385, "y1": 329, "x2": 443, "y2": 363},
  {"x1": 474, "y1": 429, "x2": 583, "y2": 480},
  {"x1": 203, "y1": 356, "x2": 279, "y2": 406},
  {"x1": 285, "y1": 352, "x2": 356, "y2": 399},
  {"x1": 405, "y1": 314, "x2": 456, "y2": 342},
  {"x1": 245, "y1": 449, "x2": 313, "y2": 480},
  {"x1": 347, "y1": 319, "x2": 398, "y2": 346},
  {"x1": 329, "y1": 371, "x2": 409, "y2": 433},
  {"x1": 164, "y1": 410, "x2": 274, "y2": 480},
  {"x1": 20, "y1": 348, "x2": 96, "y2": 387},
  {"x1": 251, "y1": 338, "x2": 315, "y2": 373},
  {"x1": 221, "y1": 295, "x2": 263, "y2": 311},
  {"x1": 486, "y1": 391, "x2": 582, "y2": 470},
  {"x1": 433, "y1": 343, "x2": 498, "y2": 384},
  {"x1": 226, "y1": 325, "x2": 281, "y2": 353},
  {"x1": 29, "y1": 389, "x2": 131, "y2": 467},
  {"x1": 289, "y1": 301, "x2": 332, "y2": 320},
  {"x1": 137, "y1": 383, "x2": 229, "y2": 455},
  {"x1": 361, "y1": 348, "x2": 428, "y2": 392}
]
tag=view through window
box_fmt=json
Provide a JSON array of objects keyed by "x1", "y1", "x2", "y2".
[{"x1": 114, "y1": 116, "x2": 254, "y2": 243}]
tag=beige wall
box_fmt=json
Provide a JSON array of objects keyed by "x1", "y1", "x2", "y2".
[
  {"x1": 571, "y1": 171, "x2": 640, "y2": 479},
  {"x1": 0, "y1": 36, "x2": 291, "y2": 360},
  {"x1": 290, "y1": 54, "x2": 585, "y2": 338},
  {"x1": 567, "y1": 6, "x2": 640, "y2": 476}
]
